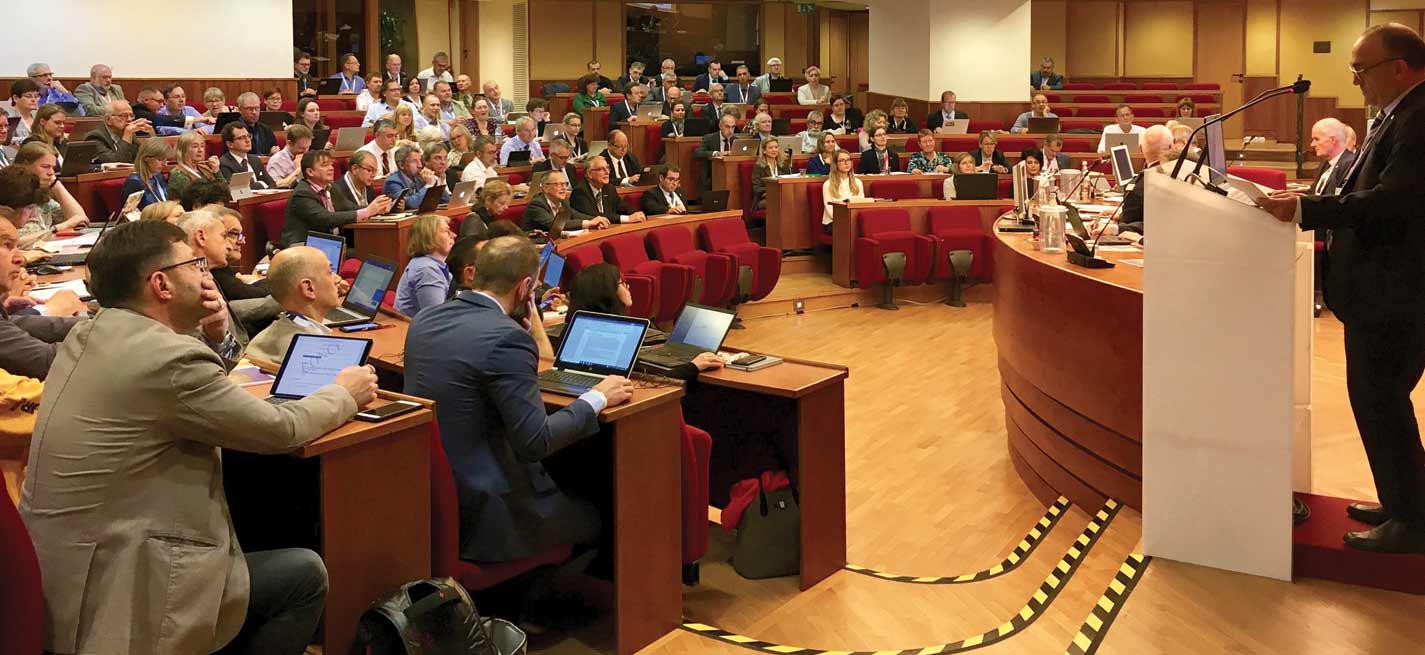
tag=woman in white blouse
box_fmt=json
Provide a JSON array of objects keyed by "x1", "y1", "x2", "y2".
[
  {"x1": 821, "y1": 149, "x2": 865, "y2": 232},
  {"x1": 797, "y1": 66, "x2": 831, "y2": 105}
]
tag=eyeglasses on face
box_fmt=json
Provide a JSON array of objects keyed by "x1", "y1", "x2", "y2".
[{"x1": 155, "y1": 256, "x2": 208, "y2": 275}]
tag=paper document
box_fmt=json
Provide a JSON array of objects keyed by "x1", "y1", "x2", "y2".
[
  {"x1": 30, "y1": 278, "x2": 90, "y2": 301},
  {"x1": 1221, "y1": 176, "x2": 1267, "y2": 203}
]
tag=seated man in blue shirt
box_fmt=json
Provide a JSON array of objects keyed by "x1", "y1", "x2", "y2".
[
  {"x1": 499, "y1": 116, "x2": 546, "y2": 165},
  {"x1": 26, "y1": 63, "x2": 81, "y2": 114},
  {"x1": 1011, "y1": 94, "x2": 1058, "y2": 133},
  {"x1": 403, "y1": 235, "x2": 634, "y2": 566},
  {"x1": 383, "y1": 143, "x2": 450, "y2": 210}
]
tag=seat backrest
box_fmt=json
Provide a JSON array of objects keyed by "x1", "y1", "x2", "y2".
[
  {"x1": 1131, "y1": 106, "x2": 1168, "y2": 118},
  {"x1": 869, "y1": 179, "x2": 921, "y2": 201},
  {"x1": 1055, "y1": 107, "x2": 1075, "y2": 117},
  {"x1": 737, "y1": 160, "x2": 755, "y2": 211},
  {"x1": 857, "y1": 207, "x2": 912, "y2": 237},
  {"x1": 942, "y1": 136, "x2": 979, "y2": 153},
  {"x1": 1104, "y1": 82, "x2": 1138, "y2": 90},
  {"x1": 1184, "y1": 82, "x2": 1220, "y2": 90},
  {"x1": 428, "y1": 424, "x2": 461, "y2": 578},
  {"x1": 1063, "y1": 82, "x2": 1096, "y2": 90},
  {"x1": 928, "y1": 205, "x2": 983, "y2": 232},
  {"x1": 647, "y1": 225, "x2": 696, "y2": 261},
  {"x1": 256, "y1": 198, "x2": 289, "y2": 249},
  {"x1": 805, "y1": 183, "x2": 825, "y2": 239},
  {"x1": 1063, "y1": 137, "x2": 1096, "y2": 153},
  {"x1": 778, "y1": 106, "x2": 815, "y2": 120},
  {"x1": 997, "y1": 176, "x2": 1012, "y2": 198},
  {"x1": 324, "y1": 113, "x2": 364, "y2": 129},
  {"x1": 645, "y1": 123, "x2": 665, "y2": 163},
  {"x1": 1227, "y1": 165, "x2": 1287, "y2": 191},
  {"x1": 968, "y1": 119, "x2": 1004, "y2": 133},
  {"x1": 316, "y1": 98, "x2": 350, "y2": 111},
  {"x1": 562, "y1": 246, "x2": 605, "y2": 288},
  {"x1": 1060, "y1": 119, "x2": 1105, "y2": 133},
  {"x1": 699, "y1": 217, "x2": 752, "y2": 252},
  {"x1": 998, "y1": 137, "x2": 1036, "y2": 153},
  {"x1": 1142, "y1": 82, "x2": 1179, "y2": 90},
  {"x1": 1077, "y1": 94, "x2": 1111, "y2": 104},
  {"x1": 1044, "y1": 94, "x2": 1062, "y2": 104},
  {"x1": 1180, "y1": 94, "x2": 1216, "y2": 104},
  {"x1": 834, "y1": 134, "x2": 859, "y2": 152},
  {"x1": 600, "y1": 234, "x2": 653, "y2": 272},
  {"x1": 1, "y1": 489, "x2": 45, "y2": 655},
  {"x1": 205, "y1": 133, "x2": 228, "y2": 157},
  {"x1": 1124, "y1": 94, "x2": 1161, "y2": 104},
  {"x1": 1076, "y1": 106, "x2": 1115, "y2": 117}
]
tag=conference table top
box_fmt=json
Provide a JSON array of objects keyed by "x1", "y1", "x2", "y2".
[{"x1": 994, "y1": 222, "x2": 1145, "y2": 293}]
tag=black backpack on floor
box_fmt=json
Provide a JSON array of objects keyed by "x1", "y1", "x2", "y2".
[{"x1": 353, "y1": 576, "x2": 525, "y2": 655}]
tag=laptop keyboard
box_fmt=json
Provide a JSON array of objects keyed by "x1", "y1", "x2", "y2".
[{"x1": 538, "y1": 369, "x2": 604, "y2": 388}]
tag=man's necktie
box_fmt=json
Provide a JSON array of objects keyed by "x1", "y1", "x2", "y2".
[
  {"x1": 1341, "y1": 112, "x2": 1385, "y2": 193},
  {"x1": 379, "y1": 152, "x2": 388, "y2": 177},
  {"x1": 1314, "y1": 161, "x2": 1333, "y2": 195},
  {"x1": 317, "y1": 187, "x2": 334, "y2": 212}
]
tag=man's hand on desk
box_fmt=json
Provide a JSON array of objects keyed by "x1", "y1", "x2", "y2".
[
  {"x1": 593, "y1": 375, "x2": 634, "y2": 407},
  {"x1": 334, "y1": 365, "x2": 379, "y2": 406},
  {"x1": 38, "y1": 289, "x2": 85, "y2": 317},
  {"x1": 1256, "y1": 190, "x2": 1301, "y2": 223},
  {"x1": 582, "y1": 217, "x2": 612, "y2": 230},
  {"x1": 691, "y1": 352, "x2": 724, "y2": 371},
  {"x1": 356, "y1": 195, "x2": 395, "y2": 221}
]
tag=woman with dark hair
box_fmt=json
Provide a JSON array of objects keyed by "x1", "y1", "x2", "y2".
[{"x1": 565, "y1": 264, "x2": 723, "y2": 379}]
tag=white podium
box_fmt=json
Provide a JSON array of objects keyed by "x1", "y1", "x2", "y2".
[{"x1": 1141, "y1": 173, "x2": 1314, "y2": 581}]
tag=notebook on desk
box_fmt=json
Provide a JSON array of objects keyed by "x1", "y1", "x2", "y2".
[
  {"x1": 1027, "y1": 116, "x2": 1061, "y2": 134},
  {"x1": 536, "y1": 311, "x2": 650, "y2": 397}
]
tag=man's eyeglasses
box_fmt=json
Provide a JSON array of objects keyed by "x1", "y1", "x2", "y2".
[
  {"x1": 1350, "y1": 57, "x2": 1403, "y2": 79},
  {"x1": 223, "y1": 230, "x2": 245, "y2": 244},
  {"x1": 155, "y1": 256, "x2": 208, "y2": 275},
  {"x1": 543, "y1": 181, "x2": 571, "y2": 188}
]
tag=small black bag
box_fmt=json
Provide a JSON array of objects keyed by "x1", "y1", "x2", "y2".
[
  {"x1": 353, "y1": 576, "x2": 527, "y2": 655},
  {"x1": 732, "y1": 482, "x2": 801, "y2": 580}
]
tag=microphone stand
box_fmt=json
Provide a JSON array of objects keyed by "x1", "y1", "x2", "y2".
[{"x1": 1170, "y1": 79, "x2": 1311, "y2": 180}]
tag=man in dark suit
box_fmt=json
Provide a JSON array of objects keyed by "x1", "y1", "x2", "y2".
[
  {"x1": 600, "y1": 129, "x2": 643, "y2": 187},
  {"x1": 924, "y1": 90, "x2": 971, "y2": 132},
  {"x1": 85, "y1": 99, "x2": 147, "y2": 164},
  {"x1": 725, "y1": 65, "x2": 761, "y2": 105},
  {"x1": 531, "y1": 138, "x2": 579, "y2": 181},
  {"x1": 694, "y1": 114, "x2": 738, "y2": 191},
  {"x1": 522, "y1": 170, "x2": 605, "y2": 236},
  {"x1": 1307, "y1": 118, "x2": 1357, "y2": 314},
  {"x1": 130, "y1": 86, "x2": 194, "y2": 132},
  {"x1": 280, "y1": 150, "x2": 390, "y2": 246},
  {"x1": 1257, "y1": 23, "x2": 1425, "y2": 553},
  {"x1": 382, "y1": 53, "x2": 407, "y2": 88},
  {"x1": 608, "y1": 84, "x2": 648, "y2": 126},
  {"x1": 701, "y1": 83, "x2": 730, "y2": 123},
  {"x1": 641, "y1": 165, "x2": 688, "y2": 215},
  {"x1": 218, "y1": 123, "x2": 278, "y2": 190},
  {"x1": 402, "y1": 235, "x2": 634, "y2": 564},
  {"x1": 1030, "y1": 58, "x2": 1065, "y2": 90},
  {"x1": 234, "y1": 91, "x2": 279, "y2": 155},
  {"x1": 692, "y1": 60, "x2": 729, "y2": 93},
  {"x1": 572, "y1": 156, "x2": 646, "y2": 224}
]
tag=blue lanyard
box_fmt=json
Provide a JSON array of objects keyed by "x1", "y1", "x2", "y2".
[{"x1": 341, "y1": 75, "x2": 356, "y2": 92}]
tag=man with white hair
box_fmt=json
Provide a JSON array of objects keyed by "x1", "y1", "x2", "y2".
[
  {"x1": 753, "y1": 57, "x2": 785, "y2": 95},
  {"x1": 482, "y1": 80, "x2": 515, "y2": 122},
  {"x1": 1116, "y1": 124, "x2": 1177, "y2": 236},
  {"x1": 1310, "y1": 117, "x2": 1355, "y2": 196},
  {"x1": 26, "y1": 63, "x2": 80, "y2": 112},
  {"x1": 75, "y1": 64, "x2": 125, "y2": 117},
  {"x1": 498, "y1": 116, "x2": 545, "y2": 165}
]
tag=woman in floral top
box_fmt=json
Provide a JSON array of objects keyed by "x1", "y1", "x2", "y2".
[
  {"x1": 462, "y1": 98, "x2": 503, "y2": 142},
  {"x1": 906, "y1": 129, "x2": 952, "y2": 174}
]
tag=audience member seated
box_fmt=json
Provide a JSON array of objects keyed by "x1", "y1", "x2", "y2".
[
  {"x1": 356, "y1": 74, "x2": 384, "y2": 112},
  {"x1": 177, "y1": 210, "x2": 269, "y2": 346},
  {"x1": 941, "y1": 153, "x2": 980, "y2": 199},
  {"x1": 617, "y1": 61, "x2": 648, "y2": 94},
  {"x1": 231, "y1": 92, "x2": 279, "y2": 155},
  {"x1": 23, "y1": 105, "x2": 69, "y2": 158},
  {"x1": 857, "y1": 126, "x2": 898, "y2": 175},
  {"x1": 283, "y1": 150, "x2": 384, "y2": 246},
  {"x1": 0, "y1": 120, "x2": 13, "y2": 167},
  {"x1": 448, "y1": 74, "x2": 475, "y2": 110},
  {"x1": 1042, "y1": 133, "x2": 1071, "y2": 174},
  {"x1": 384, "y1": 52, "x2": 408, "y2": 87},
  {"x1": 209, "y1": 207, "x2": 271, "y2": 301},
  {"x1": 610, "y1": 83, "x2": 648, "y2": 125},
  {"x1": 201, "y1": 87, "x2": 233, "y2": 121},
  {"x1": 806, "y1": 133, "x2": 838, "y2": 175},
  {"x1": 391, "y1": 103, "x2": 420, "y2": 143},
  {"x1": 1031, "y1": 57, "x2": 1065, "y2": 90},
  {"x1": 85, "y1": 99, "x2": 146, "y2": 164},
  {"x1": 925, "y1": 90, "x2": 970, "y2": 132},
  {"x1": 746, "y1": 112, "x2": 774, "y2": 143},
  {"x1": 7, "y1": 79, "x2": 42, "y2": 142},
  {"x1": 1011, "y1": 94, "x2": 1057, "y2": 134},
  {"x1": 417, "y1": 94, "x2": 445, "y2": 138},
  {"x1": 267, "y1": 125, "x2": 315, "y2": 188},
  {"x1": 532, "y1": 139, "x2": 578, "y2": 183},
  {"x1": 694, "y1": 60, "x2": 731, "y2": 93},
  {"x1": 403, "y1": 235, "x2": 633, "y2": 568},
  {"x1": 394, "y1": 214, "x2": 454, "y2": 316},
  {"x1": 888, "y1": 98, "x2": 917, "y2": 133},
  {"x1": 464, "y1": 98, "x2": 503, "y2": 142},
  {"x1": 483, "y1": 80, "x2": 515, "y2": 122},
  {"x1": 263, "y1": 89, "x2": 295, "y2": 126},
  {"x1": 661, "y1": 101, "x2": 691, "y2": 138},
  {"x1": 25, "y1": 63, "x2": 80, "y2": 112},
  {"x1": 159, "y1": 85, "x2": 212, "y2": 135},
  {"x1": 132, "y1": 86, "x2": 199, "y2": 136},
  {"x1": 460, "y1": 135, "x2": 503, "y2": 188},
  {"x1": 294, "y1": 97, "x2": 328, "y2": 135},
  {"x1": 168, "y1": 131, "x2": 221, "y2": 201},
  {"x1": 19, "y1": 220, "x2": 377, "y2": 655},
  {"x1": 12, "y1": 144, "x2": 89, "y2": 240},
  {"x1": 1097, "y1": 105, "x2": 1148, "y2": 154},
  {"x1": 695, "y1": 115, "x2": 739, "y2": 189},
  {"x1": 357, "y1": 119, "x2": 400, "y2": 177},
  {"x1": 418, "y1": 51, "x2": 455, "y2": 94},
  {"x1": 180, "y1": 176, "x2": 230, "y2": 211},
  {"x1": 642, "y1": 165, "x2": 689, "y2": 215},
  {"x1": 294, "y1": 52, "x2": 317, "y2": 97},
  {"x1": 119, "y1": 138, "x2": 174, "y2": 209},
  {"x1": 822, "y1": 149, "x2": 865, "y2": 232},
  {"x1": 331, "y1": 53, "x2": 366, "y2": 94},
  {"x1": 907, "y1": 129, "x2": 952, "y2": 174},
  {"x1": 363, "y1": 79, "x2": 416, "y2": 128},
  {"x1": 523, "y1": 171, "x2": 604, "y2": 237},
  {"x1": 823, "y1": 97, "x2": 854, "y2": 134},
  {"x1": 857, "y1": 110, "x2": 888, "y2": 152},
  {"x1": 573, "y1": 75, "x2": 607, "y2": 111},
  {"x1": 602, "y1": 129, "x2": 643, "y2": 187},
  {"x1": 562, "y1": 112, "x2": 589, "y2": 158},
  {"x1": 650, "y1": 74, "x2": 682, "y2": 109},
  {"x1": 794, "y1": 111, "x2": 825, "y2": 153},
  {"x1": 332, "y1": 151, "x2": 390, "y2": 215},
  {"x1": 0, "y1": 182, "x2": 87, "y2": 381},
  {"x1": 1176, "y1": 97, "x2": 1196, "y2": 118},
  {"x1": 434, "y1": 80, "x2": 470, "y2": 122},
  {"x1": 797, "y1": 65, "x2": 832, "y2": 105},
  {"x1": 573, "y1": 157, "x2": 646, "y2": 224},
  {"x1": 500, "y1": 117, "x2": 546, "y2": 165},
  {"x1": 219, "y1": 123, "x2": 278, "y2": 190},
  {"x1": 244, "y1": 245, "x2": 341, "y2": 362},
  {"x1": 460, "y1": 178, "x2": 502, "y2": 237},
  {"x1": 972, "y1": 131, "x2": 1010, "y2": 174},
  {"x1": 752, "y1": 140, "x2": 790, "y2": 209},
  {"x1": 726, "y1": 64, "x2": 761, "y2": 105},
  {"x1": 701, "y1": 83, "x2": 734, "y2": 123},
  {"x1": 139, "y1": 200, "x2": 184, "y2": 223},
  {"x1": 75, "y1": 64, "x2": 125, "y2": 117},
  {"x1": 753, "y1": 57, "x2": 785, "y2": 94},
  {"x1": 384, "y1": 144, "x2": 441, "y2": 211}
]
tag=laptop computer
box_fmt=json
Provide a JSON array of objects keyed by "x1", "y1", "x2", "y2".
[
  {"x1": 334, "y1": 126, "x2": 367, "y2": 151},
  {"x1": 323, "y1": 257, "x2": 397, "y2": 326},
  {"x1": 585, "y1": 141, "x2": 609, "y2": 159},
  {"x1": 701, "y1": 189, "x2": 731, "y2": 212},
  {"x1": 259, "y1": 111, "x2": 290, "y2": 128},
  {"x1": 305, "y1": 231, "x2": 345, "y2": 273},
  {"x1": 228, "y1": 172, "x2": 255, "y2": 201},
  {"x1": 541, "y1": 124, "x2": 567, "y2": 141},
  {"x1": 639, "y1": 304, "x2": 737, "y2": 369},
  {"x1": 730, "y1": 139, "x2": 760, "y2": 156},
  {"x1": 769, "y1": 79, "x2": 793, "y2": 93},
  {"x1": 416, "y1": 185, "x2": 445, "y2": 212},
  {"x1": 536, "y1": 310, "x2": 650, "y2": 397},
  {"x1": 40, "y1": 211, "x2": 121, "y2": 267},
  {"x1": 683, "y1": 117, "x2": 713, "y2": 137},
  {"x1": 316, "y1": 78, "x2": 344, "y2": 95},
  {"x1": 264, "y1": 334, "x2": 373, "y2": 404},
  {"x1": 936, "y1": 118, "x2": 970, "y2": 135},
  {"x1": 506, "y1": 149, "x2": 532, "y2": 166},
  {"x1": 1175, "y1": 117, "x2": 1205, "y2": 130},
  {"x1": 1105, "y1": 132, "x2": 1140, "y2": 154},
  {"x1": 215, "y1": 112, "x2": 242, "y2": 132},
  {"x1": 1027, "y1": 116, "x2": 1061, "y2": 133},
  {"x1": 1110, "y1": 144, "x2": 1137, "y2": 186},
  {"x1": 311, "y1": 128, "x2": 332, "y2": 149},
  {"x1": 540, "y1": 250, "x2": 566, "y2": 289},
  {"x1": 449, "y1": 180, "x2": 479, "y2": 207},
  {"x1": 636, "y1": 103, "x2": 664, "y2": 121},
  {"x1": 58, "y1": 141, "x2": 101, "y2": 176},
  {"x1": 952, "y1": 173, "x2": 998, "y2": 200}
]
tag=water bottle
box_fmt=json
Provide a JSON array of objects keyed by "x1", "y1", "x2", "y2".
[
  {"x1": 1039, "y1": 204, "x2": 1067, "y2": 253},
  {"x1": 1080, "y1": 161, "x2": 1091, "y2": 201}
]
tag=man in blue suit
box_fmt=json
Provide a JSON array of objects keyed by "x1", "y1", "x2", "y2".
[
  {"x1": 1031, "y1": 57, "x2": 1065, "y2": 90},
  {"x1": 403, "y1": 235, "x2": 635, "y2": 563}
]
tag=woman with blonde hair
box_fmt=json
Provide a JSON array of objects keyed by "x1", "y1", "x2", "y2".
[
  {"x1": 119, "y1": 138, "x2": 174, "y2": 209},
  {"x1": 391, "y1": 103, "x2": 419, "y2": 143},
  {"x1": 168, "y1": 130, "x2": 220, "y2": 201},
  {"x1": 858, "y1": 109, "x2": 888, "y2": 152},
  {"x1": 12, "y1": 142, "x2": 89, "y2": 240},
  {"x1": 138, "y1": 200, "x2": 184, "y2": 223},
  {"x1": 806, "y1": 132, "x2": 839, "y2": 175},
  {"x1": 797, "y1": 65, "x2": 831, "y2": 105},
  {"x1": 201, "y1": 87, "x2": 231, "y2": 120},
  {"x1": 941, "y1": 153, "x2": 978, "y2": 200},
  {"x1": 821, "y1": 148, "x2": 865, "y2": 232},
  {"x1": 463, "y1": 178, "x2": 512, "y2": 238},
  {"x1": 393, "y1": 213, "x2": 454, "y2": 316},
  {"x1": 751, "y1": 137, "x2": 789, "y2": 209},
  {"x1": 24, "y1": 104, "x2": 69, "y2": 160}
]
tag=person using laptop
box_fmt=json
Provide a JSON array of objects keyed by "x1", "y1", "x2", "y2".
[
  {"x1": 609, "y1": 83, "x2": 648, "y2": 126},
  {"x1": 281, "y1": 150, "x2": 385, "y2": 246},
  {"x1": 245, "y1": 246, "x2": 345, "y2": 362},
  {"x1": 972, "y1": 131, "x2": 1010, "y2": 174},
  {"x1": 19, "y1": 220, "x2": 376, "y2": 655},
  {"x1": 382, "y1": 144, "x2": 439, "y2": 211},
  {"x1": 941, "y1": 153, "x2": 980, "y2": 200},
  {"x1": 573, "y1": 156, "x2": 646, "y2": 224},
  {"x1": 1097, "y1": 104, "x2": 1147, "y2": 155},
  {"x1": 566, "y1": 263, "x2": 724, "y2": 379},
  {"x1": 600, "y1": 129, "x2": 643, "y2": 187},
  {"x1": 641, "y1": 164, "x2": 689, "y2": 215},
  {"x1": 523, "y1": 170, "x2": 605, "y2": 236},
  {"x1": 218, "y1": 123, "x2": 278, "y2": 190},
  {"x1": 402, "y1": 235, "x2": 633, "y2": 569},
  {"x1": 11, "y1": 143, "x2": 90, "y2": 239},
  {"x1": 393, "y1": 214, "x2": 454, "y2": 317},
  {"x1": 1011, "y1": 94, "x2": 1057, "y2": 134},
  {"x1": 925, "y1": 90, "x2": 970, "y2": 132},
  {"x1": 499, "y1": 116, "x2": 545, "y2": 166}
]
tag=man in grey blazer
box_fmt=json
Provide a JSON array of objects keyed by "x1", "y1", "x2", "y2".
[
  {"x1": 403, "y1": 235, "x2": 633, "y2": 563},
  {"x1": 0, "y1": 215, "x2": 83, "y2": 379},
  {"x1": 74, "y1": 64, "x2": 126, "y2": 117},
  {"x1": 84, "y1": 99, "x2": 149, "y2": 164},
  {"x1": 20, "y1": 220, "x2": 378, "y2": 654},
  {"x1": 246, "y1": 246, "x2": 343, "y2": 363}
]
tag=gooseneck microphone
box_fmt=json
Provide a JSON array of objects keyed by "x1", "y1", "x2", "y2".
[{"x1": 1171, "y1": 77, "x2": 1312, "y2": 179}]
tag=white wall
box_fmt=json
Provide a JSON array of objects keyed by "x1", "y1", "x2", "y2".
[
  {"x1": 0, "y1": 1, "x2": 294, "y2": 78},
  {"x1": 867, "y1": 0, "x2": 932, "y2": 99},
  {"x1": 480, "y1": 0, "x2": 517, "y2": 95},
  {"x1": 929, "y1": 1, "x2": 1031, "y2": 102}
]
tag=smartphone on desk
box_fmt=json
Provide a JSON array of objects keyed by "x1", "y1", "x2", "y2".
[
  {"x1": 338, "y1": 322, "x2": 380, "y2": 332},
  {"x1": 354, "y1": 400, "x2": 422, "y2": 422}
]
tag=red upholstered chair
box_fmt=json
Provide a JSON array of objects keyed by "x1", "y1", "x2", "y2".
[
  {"x1": 679, "y1": 418, "x2": 712, "y2": 584},
  {"x1": 1075, "y1": 106, "x2": 1116, "y2": 118},
  {"x1": 1064, "y1": 82, "x2": 1096, "y2": 90},
  {"x1": 869, "y1": 178, "x2": 921, "y2": 200},
  {"x1": 998, "y1": 137, "x2": 1036, "y2": 153},
  {"x1": 1063, "y1": 138, "x2": 1097, "y2": 152},
  {"x1": 1227, "y1": 166, "x2": 1287, "y2": 190},
  {"x1": 1044, "y1": 94, "x2": 1062, "y2": 103},
  {"x1": 1, "y1": 494, "x2": 43, "y2": 655},
  {"x1": 997, "y1": 176, "x2": 1013, "y2": 199},
  {"x1": 1061, "y1": 119, "x2": 1106, "y2": 132},
  {"x1": 647, "y1": 226, "x2": 739, "y2": 307},
  {"x1": 339, "y1": 257, "x2": 362, "y2": 282},
  {"x1": 205, "y1": 134, "x2": 227, "y2": 157},
  {"x1": 255, "y1": 198, "x2": 289, "y2": 250},
  {"x1": 429, "y1": 425, "x2": 574, "y2": 591},
  {"x1": 645, "y1": 123, "x2": 665, "y2": 163},
  {"x1": 1076, "y1": 94, "x2": 1112, "y2": 104},
  {"x1": 1055, "y1": 107, "x2": 1074, "y2": 117},
  {"x1": 381, "y1": 292, "x2": 396, "y2": 309},
  {"x1": 1124, "y1": 94, "x2": 1162, "y2": 104},
  {"x1": 600, "y1": 235, "x2": 695, "y2": 324},
  {"x1": 623, "y1": 189, "x2": 647, "y2": 214},
  {"x1": 942, "y1": 136, "x2": 979, "y2": 153},
  {"x1": 315, "y1": 99, "x2": 347, "y2": 111},
  {"x1": 834, "y1": 134, "x2": 860, "y2": 152},
  {"x1": 280, "y1": 101, "x2": 298, "y2": 111},
  {"x1": 94, "y1": 177, "x2": 126, "y2": 216},
  {"x1": 275, "y1": 133, "x2": 287, "y2": 149},
  {"x1": 968, "y1": 119, "x2": 1004, "y2": 132},
  {"x1": 1132, "y1": 107, "x2": 1168, "y2": 118},
  {"x1": 324, "y1": 113, "x2": 364, "y2": 129},
  {"x1": 1184, "y1": 82, "x2": 1221, "y2": 90},
  {"x1": 698, "y1": 218, "x2": 780, "y2": 302},
  {"x1": 852, "y1": 208, "x2": 933, "y2": 308},
  {"x1": 736, "y1": 160, "x2": 763, "y2": 223},
  {"x1": 505, "y1": 172, "x2": 527, "y2": 186},
  {"x1": 1143, "y1": 82, "x2": 1179, "y2": 90},
  {"x1": 806, "y1": 183, "x2": 831, "y2": 246},
  {"x1": 562, "y1": 246, "x2": 657, "y2": 318},
  {"x1": 762, "y1": 92, "x2": 796, "y2": 104},
  {"x1": 1104, "y1": 82, "x2": 1138, "y2": 90},
  {"x1": 927, "y1": 205, "x2": 989, "y2": 280},
  {"x1": 496, "y1": 202, "x2": 524, "y2": 225}
]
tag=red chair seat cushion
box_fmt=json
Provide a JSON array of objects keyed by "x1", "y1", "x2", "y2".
[{"x1": 0, "y1": 495, "x2": 43, "y2": 655}]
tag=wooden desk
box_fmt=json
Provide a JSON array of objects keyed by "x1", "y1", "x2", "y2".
[
  {"x1": 583, "y1": 107, "x2": 611, "y2": 143},
  {"x1": 764, "y1": 174, "x2": 951, "y2": 253},
  {"x1": 992, "y1": 227, "x2": 1145, "y2": 512},
  {"x1": 227, "y1": 190, "x2": 293, "y2": 273},
  {"x1": 554, "y1": 210, "x2": 741, "y2": 254},
  {"x1": 663, "y1": 137, "x2": 703, "y2": 201},
  {"x1": 347, "y1": 203, "x2": 473, "y2": 290},
  {"x1": 829, "y1": 199, "x2": 1011, "y2": 287},
  {"x1": 619, "y1": 119, "x2": 664, "y2": 166},
  {"x1": 708, "y1": 156, "x2": 754, "y2": 210},
  {"x1": 60, "y1": 169, "x2": 131, "y2": 219}
]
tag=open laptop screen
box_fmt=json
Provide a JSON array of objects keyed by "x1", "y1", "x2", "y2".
[
  {"x1": 305, "y1": 232, "x2": 345, "y2": 273},
  {"x1": 271, "y1": 334, "x2": 373, "y2": 398},
  {"x1": 346, "y1": 258, "x2": 396, "y2": 314},
  {"x1": 668, "y1": 304, "x2": 736, "y2": 351},
  {"x1": 555, "y1": 311, "x2": 648, "y2": 377},
  {"x1": 1110, "y1": 145, "x2": 1136, "y2": 186},
  {"x1": 542, "y1": 252, "x2": 565, "y2": 289}
]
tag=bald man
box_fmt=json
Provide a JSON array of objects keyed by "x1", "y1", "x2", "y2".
[
  {"x1": 1115, "y1": 124, "x2": 1178, "y2": 236},
  {"x1": 244, "y1": 246, "x2": 342, "y2": 363}
]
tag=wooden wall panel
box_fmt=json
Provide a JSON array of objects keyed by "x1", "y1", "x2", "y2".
[
  {"x1": 849, "y1": 12, "x2": 870, "y2": 93},
  {"x1": 1196, "y1": 1, "x2": 1247, "y2": 139},
  {"x1": 1066, "y1": 1, "x2": 1121, "y2": 77},
  {"x1": 1124, "y1": 1, "x2": 1196, "y2": 77},
  {"x1": 1279, "y1": 0, "x2": 1370, "y2": 109},
  {"x1": 1031, "y1": 0, "x2": 1069, "y2": 70},
  {"x1": 529, "y1": 1, "x2": 596, "y2": 80},
  {"x1": 1244, "y1": 0, "x2": 1279, "y2": 76}
]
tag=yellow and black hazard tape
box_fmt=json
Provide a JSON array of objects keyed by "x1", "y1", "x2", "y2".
[
  {"x1": 681, "y1": 498, "x2": 1122, "y2": 655},
  {"x1": 843, "y1": 497, "x2": 1070, "y2": 584},
  {"x1": 1063, "y1": 553, "x2": 1151, "y2": 655}
]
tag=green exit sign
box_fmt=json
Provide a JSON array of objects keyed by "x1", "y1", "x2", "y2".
[{"x1": 796, "y1": 3, "x2": 817, "y2": 13}]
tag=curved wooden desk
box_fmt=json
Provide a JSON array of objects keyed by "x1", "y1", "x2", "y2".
[
  {"x1": 993, "y1": 228, "x2": 1145, "y2": 511},
  {"x1": 553, "y1": 210, "x2": 741, "y2": 254}
]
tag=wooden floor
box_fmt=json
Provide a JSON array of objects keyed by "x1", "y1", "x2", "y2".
[{"x1": 602, "y1": 284, "x2": 1425, "y2": 655}]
